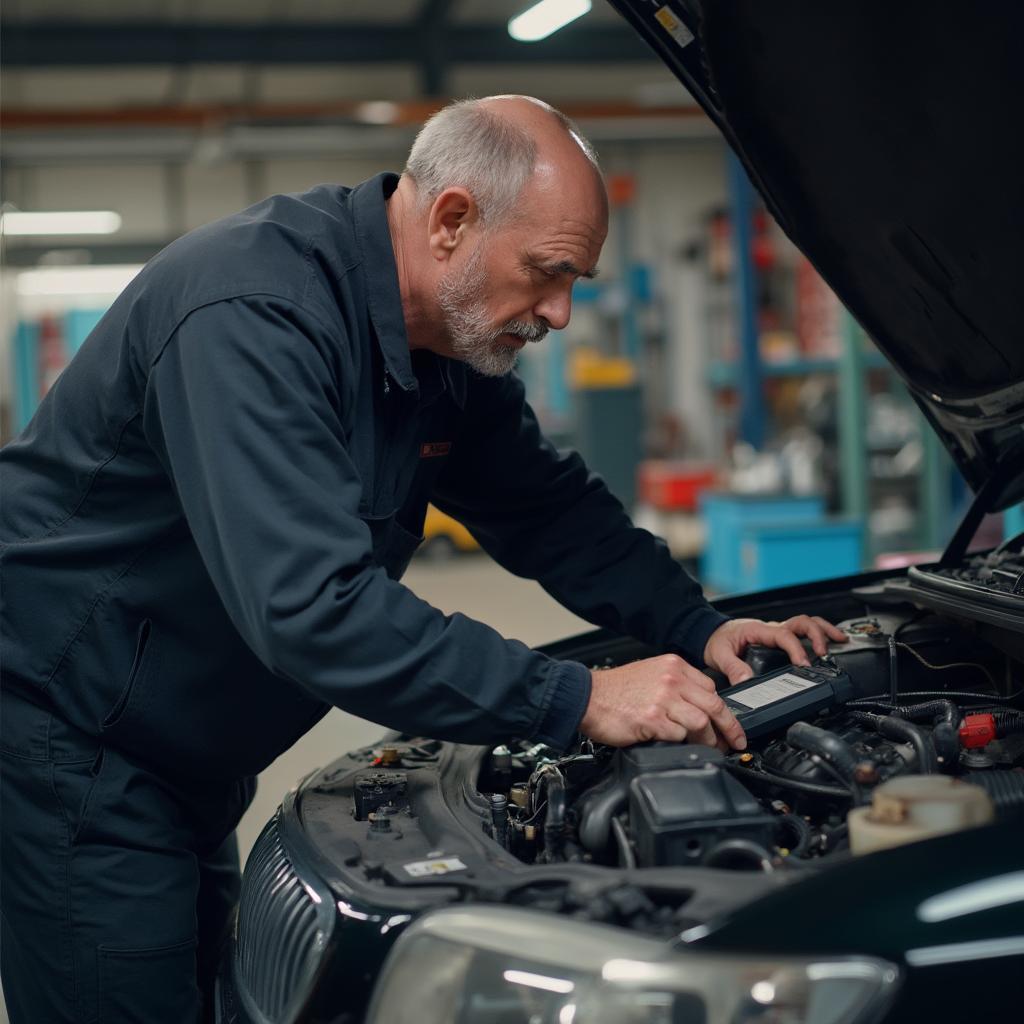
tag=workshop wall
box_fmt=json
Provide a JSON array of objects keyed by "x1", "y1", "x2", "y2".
[{"x1": 2, "y1": 98, "x2": 729, "y2": 456}]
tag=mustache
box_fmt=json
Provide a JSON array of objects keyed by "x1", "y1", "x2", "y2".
[{"x1": 497, "y1": 319, "x2": 550, "y2": 344}]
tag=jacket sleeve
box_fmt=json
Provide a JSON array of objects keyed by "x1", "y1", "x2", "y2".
[
  {"x1": 141, "y1": 295, "x2": 590, "y2": 750},
  {"x1": 433, "y1": 372, "x2": 728, "y2": 665}
]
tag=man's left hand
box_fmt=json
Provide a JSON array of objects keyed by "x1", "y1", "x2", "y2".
[{"x1": 704, "y1": 616, "x2": 849, "y2": 685}]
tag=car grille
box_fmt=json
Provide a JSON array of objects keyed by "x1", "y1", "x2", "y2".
[{"x1": 235, "y1": 811, "x2": 331, "y2": 1023}]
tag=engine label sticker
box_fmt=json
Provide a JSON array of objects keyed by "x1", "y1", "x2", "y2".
[
  {"x1": 654, "y1": 6, "x2": 695, "y2": 49},
  {"x1": 728, "y1": 672, "x2": 818, "y2": 710},
  {"x1": 403, "y1": 857, "x2": 468, "y2": 877}
]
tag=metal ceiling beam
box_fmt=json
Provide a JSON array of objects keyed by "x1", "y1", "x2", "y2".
[
  {"x1": 2, "y1": 21, "x2": 654, "y2": 67},
  {"x1": 415, "y1": 0, "x2": 457, "y2": 96},
  {"x1": 4, "y1": 100, "x2": 706, "y2": 132}
]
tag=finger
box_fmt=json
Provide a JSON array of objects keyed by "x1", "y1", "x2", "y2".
[
  {"x1": 690, "y1": 722, "x2": 721, "y2": 748},
  {"x1": 679, "y1": 664, "x2": 718, "y2": 692},
  {"x1": 664, "y1": 704, "x2": 717, "y2": 747},
  {"x1": 765, "y1": 625, "x2": 811, "y2": 667},
  {"x1": 664, "y1": 701, "x2": 711, "y2": 737},
  {"x1": 710, "y1": 650, "x2": 754, "y2": 686},
  {"x1": 648, "y1": 718, "x2": 688, "y2": 744},
  {"x1": 785, "y1": 614, "x2": 829, "y2": 657},
  {"x1": 678, "y1": 683, "x2": 747, "y2": 750},
  {"x1": 818, "y1": 617, "x2": 849, "y2": 642}
]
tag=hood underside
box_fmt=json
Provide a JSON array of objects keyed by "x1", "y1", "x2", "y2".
[{"x1": 610, "y1": 0, "x2": 1024, "y2": 510}]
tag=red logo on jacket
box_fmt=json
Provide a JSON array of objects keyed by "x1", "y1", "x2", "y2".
[{"x1": 420, "y1": 442, "x2": 452, "y2": 458}]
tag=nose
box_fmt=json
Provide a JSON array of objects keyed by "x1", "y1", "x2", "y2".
[{"x1": 534, "y1": 286, "x2": 573, "y2": 332}]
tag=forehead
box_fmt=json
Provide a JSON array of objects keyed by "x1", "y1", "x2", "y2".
[{"x1": 507, "y1": 178, "x2": 608, "y2": 270}]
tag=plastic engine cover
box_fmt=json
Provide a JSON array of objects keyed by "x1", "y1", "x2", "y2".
[{"x1": 627, "y1": 746, "x2": 776, "y2": 867}]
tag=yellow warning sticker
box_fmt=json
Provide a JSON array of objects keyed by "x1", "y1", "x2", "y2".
[
  {"x1": 655, "y1": 5, "x2": 695, "y2": 49},
  {"x1": 403, "y1": 857, "x2": 468, "y2": 877}
]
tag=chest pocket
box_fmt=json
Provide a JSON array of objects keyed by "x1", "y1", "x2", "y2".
[
  {"x1": 347, "y1": 354, "x2": 461, "y2": 578},
  {"x1": 359, "y1": 509, "x2": 423, "y2": 581}
]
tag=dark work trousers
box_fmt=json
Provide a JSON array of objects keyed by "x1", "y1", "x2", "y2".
[{"x1": 1, "y1": 692, "x2": 256, "y2": 1024}]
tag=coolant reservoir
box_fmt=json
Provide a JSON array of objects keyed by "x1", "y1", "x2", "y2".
[{"x1": 848, "y1": 775, "x2": 994, "y2": 855}]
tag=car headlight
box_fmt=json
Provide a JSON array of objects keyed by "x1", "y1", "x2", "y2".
[{"x1": 366, "y1": 906, "x2": 899, "y2": 1024}]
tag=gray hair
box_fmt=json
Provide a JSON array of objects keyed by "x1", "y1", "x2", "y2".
[{"x1": 404, "y1": 96, "x2": 599, "y2": 227}]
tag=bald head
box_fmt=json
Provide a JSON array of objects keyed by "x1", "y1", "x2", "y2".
[
  {"x1": 388, "y1": 96, "x2": 608, "y2": 374},
  {"x1": 403, "y1": 95, "x2": 604, "y2": 228}
]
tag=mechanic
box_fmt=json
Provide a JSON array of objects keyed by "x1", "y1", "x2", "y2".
[{"x1": 0, "y1": 95, "x2": 845, "y2": 1022}]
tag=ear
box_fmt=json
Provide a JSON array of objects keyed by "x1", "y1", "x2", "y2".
[{"x1": 427, "y1": 187, "x2": 479, "y2": 262}]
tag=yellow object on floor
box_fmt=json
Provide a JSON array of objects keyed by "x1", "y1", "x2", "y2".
[{"x1": 422, "y1": 505, "x2": 478, "y2": 557}]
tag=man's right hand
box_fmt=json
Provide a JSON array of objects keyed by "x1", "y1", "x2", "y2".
[{"x1": 579, "y1": 654, "x2": 747, "y2": 750}]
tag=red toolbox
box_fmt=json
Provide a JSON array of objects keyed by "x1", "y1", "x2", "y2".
[{"x1": 637, "y1": 461, "x2": 719, "y2": 511}]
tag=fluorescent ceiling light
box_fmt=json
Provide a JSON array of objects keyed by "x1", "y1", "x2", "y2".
[
  {"x1": 509, "y1": 0, "x2": 591, "y2": 42},
  {"x1": 16, "y1": 265, "x2": 142, "y2": 297},
  {"x1": 1, "y1": 210, "x2": 122, "y2": 237}
]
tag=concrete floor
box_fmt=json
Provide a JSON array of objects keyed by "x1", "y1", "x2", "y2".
[{"x1": 0, "y1": 555, "x2": 591, "y2": 1024}]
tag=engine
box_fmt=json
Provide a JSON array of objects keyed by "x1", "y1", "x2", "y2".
[{"x1": 476, "y1": 612, "x2": 1024, "y2": 872}]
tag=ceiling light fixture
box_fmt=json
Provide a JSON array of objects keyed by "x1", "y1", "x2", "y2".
[
  {"x1": 508, "y1": 0, "x2": 592, "y2": 43},
  {"x1": 0, "y1": 210, "x2": 122, "y2": 237},
  {"x1": 16, "y1": 265, "x2": 142, "y2": 297}
]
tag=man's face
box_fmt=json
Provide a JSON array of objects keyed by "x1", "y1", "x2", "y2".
[
  {"x1": 435, "y1": 173, "x2": 607, "y2": 377},
  {"x1": 436, "y1": 242, "x2": 546, "y2": 377}
]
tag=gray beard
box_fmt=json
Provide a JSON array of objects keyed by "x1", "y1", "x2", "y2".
[{"x1": 437, "y1": 245, "x2": 549, "y2": 377}]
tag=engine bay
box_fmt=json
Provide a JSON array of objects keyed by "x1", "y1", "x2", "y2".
[
  {"x1": 284, "y1": 559, "x2": 1024, "y2": 944},
  {"x1": 474, "y1": 606, "x2": 1024, "y2": 874}
]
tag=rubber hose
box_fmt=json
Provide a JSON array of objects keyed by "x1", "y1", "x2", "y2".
[
  {"x1": 963, "y1": 770, "x2": 1024, "y2": 817},
  {"x1": 881, "y1": 700, "x2": 961, "y2": 768},
  {"x1": 610, "y1": 815, "x2": 636, "y2": 869},
  {"x1": 578, "y1": 780, "x2": 628, "y2": 855},
  {"x1": 893, "y1": 699, "x2": 960, "y2": 727},
  {"x1": 776, "y1": 813, "x2": 814, "y2": 857},
  {"x1": 723, "y1": 761, "x2": 851, "y2": 799},
  {"x1": 848, "y1": 712, "x2": 937, "y2": 774},
  {"x1": 849, "y1": 700, "x2": 961, "y2": 722},
  {"x1": 785, "y1": 722, "x2": 860, "y2": 781},
  {"x1": 821, "y1": 822, "x2": 849, "y2": 852},
  {"x1": 994, "y1": 711, "x2": 1024, "y2": 737},
  {"x1": 932, "y1": 722, "x2": 960, "y2": 771},
  {"x1": 851, "y1": 690, "x2": 1022, "y2": 706},
  {"x1": 541, "y1": 771, "x2": 567, "y2": 861}
]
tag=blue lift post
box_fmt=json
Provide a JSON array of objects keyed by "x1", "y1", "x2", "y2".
[
  {"x1": 838, "y1": 310, "x2": 868, "y2": 527},
  {"x1": 13, "y1": 321, "x2": 40, "y2": 433},
  {"x1": 726, "y1": 151, "x2": 766, "y2": 450},
  {"x1": 614, "y1": 198, "x2": 641, "y2": 365},
  {"x1": 1005, "y1": 504, "x2": 1024, "y2": 540}
]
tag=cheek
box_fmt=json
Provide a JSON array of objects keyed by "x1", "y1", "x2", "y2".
[{"x1": 486, "y1": 287, "x2": 532, "y2": 323}]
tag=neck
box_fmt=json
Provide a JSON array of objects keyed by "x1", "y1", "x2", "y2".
[{"x1": 386, "y1": 177, "x2": 439, "y2": 352}]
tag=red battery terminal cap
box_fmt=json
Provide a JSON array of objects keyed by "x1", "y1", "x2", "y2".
[{"x1": 959, "y1": 713, "x2": 997, "y2": 749}]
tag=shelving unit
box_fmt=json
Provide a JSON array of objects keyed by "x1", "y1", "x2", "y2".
[
  {"x1": 707, "y1": 351, "x2": 889, "y2": 389},
  {"x1": 704, "y1": 154, "x2": 957, "y2": 562}
]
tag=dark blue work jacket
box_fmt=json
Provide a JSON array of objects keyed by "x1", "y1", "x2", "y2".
[{"x1": 0, "y1": 173, "x2": 727, "y2": 781}]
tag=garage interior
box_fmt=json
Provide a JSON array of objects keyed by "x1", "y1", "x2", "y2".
[{"x1": 3, "y1": 4, "x2": 1023, "y2": 1022}]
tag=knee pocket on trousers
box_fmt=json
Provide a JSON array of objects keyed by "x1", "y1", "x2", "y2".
[{"x1": 98, "y1": 938, "x2": 198, "y2": 1023}]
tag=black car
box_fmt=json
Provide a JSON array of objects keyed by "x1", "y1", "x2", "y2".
[{"x1": 216, "y1": 3, "x2": 1024, "y2": 1022}]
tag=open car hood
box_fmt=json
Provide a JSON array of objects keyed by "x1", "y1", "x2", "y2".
[{"x1": 610, "y1": 0, "x2": 1024, "y2": 512}]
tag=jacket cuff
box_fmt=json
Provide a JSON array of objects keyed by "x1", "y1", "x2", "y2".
[
  {"x1": 669, "y1": 604, "x2": 730, "y2": 668},
  {"x1": 531, "y1": 660, "x2": 592, "y2": 751}
]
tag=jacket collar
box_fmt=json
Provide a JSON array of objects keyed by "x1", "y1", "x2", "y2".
[
  {"x1": 351, "y1": 171, "x2": 467, "y2": 409},
  {"x1": 351, "y1": 172, "x2": 417, "y2": 393}
]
